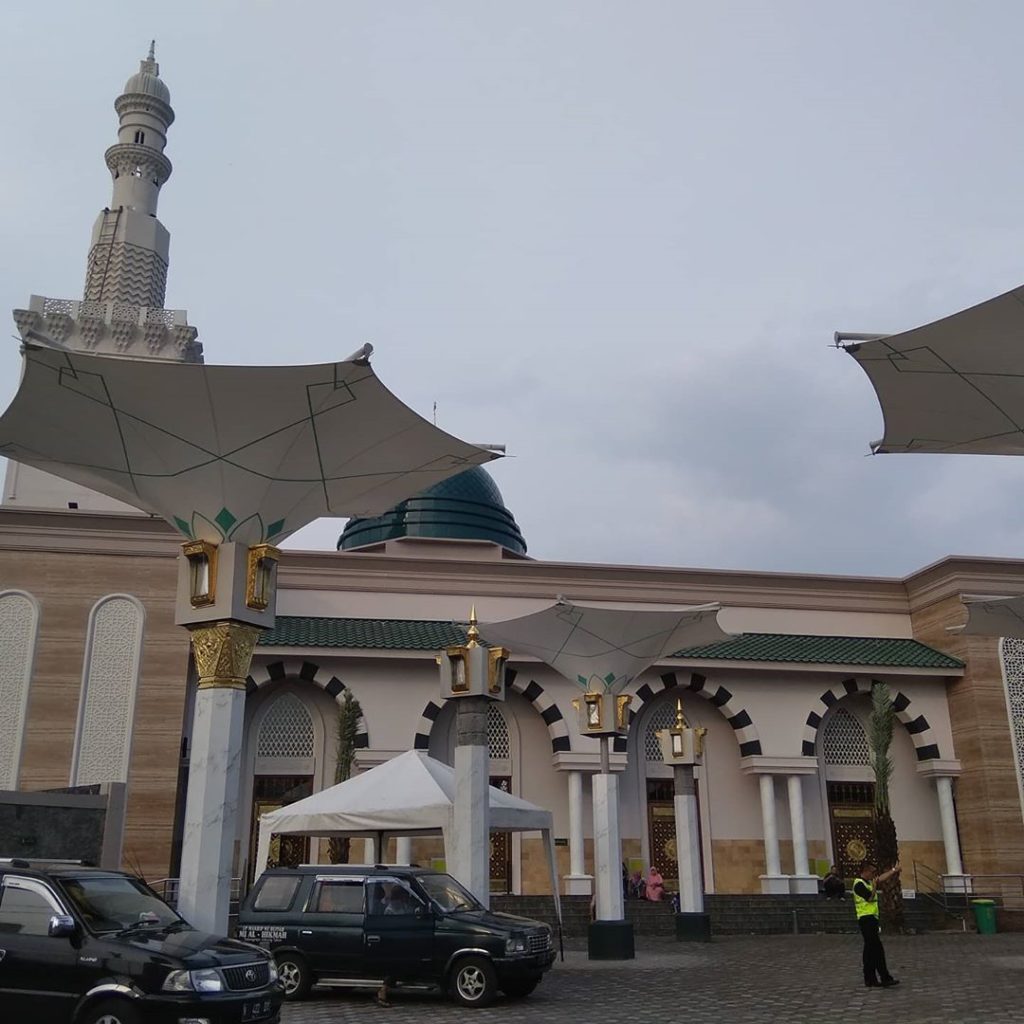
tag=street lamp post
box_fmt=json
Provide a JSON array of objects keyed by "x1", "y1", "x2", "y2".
[
  {"x1": 657, "y1": 698, "x2": 711, "y2": 942},
  {"x1": 438, "y1": 608, "x2": 508, "y2": 907}
]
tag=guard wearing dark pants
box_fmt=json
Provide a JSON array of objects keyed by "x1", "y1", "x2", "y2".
[{"x1": 852, "y1": 862, "x2": 901, "y2": 988}]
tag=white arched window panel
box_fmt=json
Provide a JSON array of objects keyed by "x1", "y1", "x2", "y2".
[
  {"x1": 258, "y1": 692, "x2": 314, "y2": 759},
  {"x1": 0, "y1": 591, "x2": 40, "y2": 789},
  {"x1": 71, "y1": 595, "x2": 145, "y2": 786},
  {"x1": 821, "y1": 706, "x2": 870, "y2": 766},
  {"x1": 487, "y1": 703, "x2": 510, "y2": 760}
]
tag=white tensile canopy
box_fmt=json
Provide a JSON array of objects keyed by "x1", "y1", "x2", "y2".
[
  {"x1": 954, "y1": 595, "x2": 1024, "y2": 640},
  {"x1": 479, "y1": 599, "x2": 731, "y2": 693},
  {"x1": 253, "y1": 751, "x2": 561, "y2": 923},
  {"x1": 842, "y1": 285, "x2": 1024, "y2": 456},
  {"x1": 0, "y1": 341, "x2": 498, "y2": 544}
]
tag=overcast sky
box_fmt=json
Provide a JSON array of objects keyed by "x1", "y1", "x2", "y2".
[{"x1": 4, "y1": 1, "x2": 1024, "y2": 577}]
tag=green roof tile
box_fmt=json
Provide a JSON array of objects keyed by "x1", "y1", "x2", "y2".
[
  {"x1": 672, "y1": 633, "x2": 963, "y2": 669},
  {"x1": 258, "y1": 618, "x2": 963, "y2": 669}
]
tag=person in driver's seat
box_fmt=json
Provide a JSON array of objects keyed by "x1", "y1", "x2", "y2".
[{"x1": 383, "y1": 883, "x2": 414, "y2": 915}]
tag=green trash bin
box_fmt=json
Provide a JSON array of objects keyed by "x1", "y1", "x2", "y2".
[{"x1": 971, "y1": 899, "x2": 997, "y2": 935}]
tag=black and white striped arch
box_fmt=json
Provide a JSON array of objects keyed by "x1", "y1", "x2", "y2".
[
  {"x1": 622, "y1": 671, "x2": 764, "y2": 757},
  {"x1": 801, "y1": 677, "x2": 939, "y2": 761},
  {"x1": 413, "y1": 669, "x2": 571, "y2": 754},
  {"x1": 247, "y1": 658, "x2": 369, "y2": 748}
]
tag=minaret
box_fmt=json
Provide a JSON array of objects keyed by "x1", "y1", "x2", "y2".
[
  {"x1": 5, "y1": 46, "x2": 201, "y2": 512},
  {"x1": 84, "y1": 41, "x2": 175, "y2": 308},
  {"x1": 11, "y1": 43, "x2": 200, "y2": 365}
]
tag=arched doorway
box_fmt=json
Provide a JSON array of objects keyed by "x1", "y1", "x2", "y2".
[
  {"x1": 818, "y1": 703, "x2": 876, "y2": 877},
  {"x1": 249, "y1": 691, "x2": 316, "y2": 875},
  {"x1": 639, "y1": 697, "x2": 707, "y2": 892}
]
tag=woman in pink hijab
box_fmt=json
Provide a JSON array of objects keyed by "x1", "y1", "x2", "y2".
[{"x1": 646, "y1": 866, "x2": 665, "y2": 902}]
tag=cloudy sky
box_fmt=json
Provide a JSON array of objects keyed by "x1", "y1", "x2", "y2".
[{"x1": 3, "y1": 1, "x2": 1024, "y2": 577}]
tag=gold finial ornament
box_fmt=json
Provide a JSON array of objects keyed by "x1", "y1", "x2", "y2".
[
  {"x1": 674, "y1": 697, "x2": 688, "y2": 731},
  {"x1": 466, "y1": 605, "x2": 480, "y2": 646}
]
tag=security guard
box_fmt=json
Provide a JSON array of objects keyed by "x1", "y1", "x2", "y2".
[{"x1": 853, "y1": 861, "x2": 901, "y2": 988}]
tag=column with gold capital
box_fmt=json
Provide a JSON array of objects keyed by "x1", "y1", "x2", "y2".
[{"x1": 175, "y1": 541, "x2": 280, "y2": 934}]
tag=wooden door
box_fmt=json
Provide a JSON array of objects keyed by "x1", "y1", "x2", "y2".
[
  {"x1": 489, "y1": 775, "x2": 513, "y2": 893},
  {"x1": 250, "y1": 775, "x2": 313, "y2": 879},
  {"x1": 828, "y1": 781, "x2": 877, "y2": 879}
]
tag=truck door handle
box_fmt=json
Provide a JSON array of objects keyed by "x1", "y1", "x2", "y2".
[
  {"x1": 367, "y1": 935, "x2": 381, "y2": 944},
  {"x1": 300, "y1": 930, "x2": 312, "y2": 935}
]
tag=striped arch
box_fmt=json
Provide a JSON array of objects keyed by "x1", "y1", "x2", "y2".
[
  {"x1": 413, "y1": 669, "x2": 571, "y2": 754},
  {"x1": 247, "y1": 658, "x2": 368, "y2": 748},
  {"x1": 801, "y1": 677, "x2": 940, "y2": 761},
  {"x1": 623, "y1": 671, "x2": 763, "y2": 756}
]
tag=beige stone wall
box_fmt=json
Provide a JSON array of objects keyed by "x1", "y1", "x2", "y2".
[
  {"x1": 0, "y1": 539, "x2": 189, "y2": 880},
  {"x1": 711, "y1": 839, "x2": 766, "y2": 894},
  {"x1": 910, "y1": 594, "x2": 1024, "y2": 876}
]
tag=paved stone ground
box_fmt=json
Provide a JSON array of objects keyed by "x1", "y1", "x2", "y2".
[{"x1": 282, "y1": 933, "x2": 1024, "y2": 1024}]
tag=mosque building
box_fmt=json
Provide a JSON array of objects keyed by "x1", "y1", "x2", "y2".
[{"x1": 1, "y1": 49, "x2": 1023, "y2": 900}]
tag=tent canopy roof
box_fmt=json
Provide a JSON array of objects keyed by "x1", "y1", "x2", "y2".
[
  {"x1": 258, "y1": 750, "x2": 552, "y2": 837},
  {"x1": 843, "y1": 285, "x2": 1024, "y2": 456},
  {"x1": 478, "y1": 599, "x2": 730, "y2": 693},
  {"x1": 0, "y1": 343, "x2": 498, "y2": 544}
]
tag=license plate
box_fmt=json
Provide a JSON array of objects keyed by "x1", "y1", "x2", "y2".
[{"x1": 241, "y1": 999, "x2": 274, "y2": 1022}]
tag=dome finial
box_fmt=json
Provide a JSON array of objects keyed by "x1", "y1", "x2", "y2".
[{"x1": 148, "y1": 39, "x2": 156, "y2": 61}]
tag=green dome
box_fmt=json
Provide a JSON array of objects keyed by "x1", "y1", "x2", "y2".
[{"x1": 337, "y1": 466, "x2": 527, "y2": 555}]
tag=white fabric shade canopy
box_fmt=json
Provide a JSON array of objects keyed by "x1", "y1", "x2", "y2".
[
  {"x1": 253, "y1": 751, "x2": 561, "y2": 920},
  {"x1": 478, "y1": 599, "x2": 731, "y2": 693},
  {"x1": 954, "y1": 595, "x2": 1024, "y2": 639},
  {"x1": 0, "y1": 342, "x2": 498, "y2": 544},
  {"x1": 843, "y1": 285, "x2": 1024, "y2": 456}
]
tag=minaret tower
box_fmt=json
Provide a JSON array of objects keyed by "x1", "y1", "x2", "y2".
[
  {"x1": 84, "y1": 41, "x2": 175, "y2": 308},
  {"x1": 5, "y1": 45, "x2": 202, "y2": 511}
]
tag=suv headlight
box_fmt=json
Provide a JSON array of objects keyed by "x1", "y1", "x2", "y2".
[
  {"x1": 267, "y1": 960, "x2": 279, "y2": 984},
  {"x1": 505, "y1": 934, "x2": 527, "y2": 954},
  {"x1": 161, "y1": 968, "x2": 224, "y2": 993}
]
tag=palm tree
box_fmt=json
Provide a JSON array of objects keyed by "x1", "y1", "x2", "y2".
[
  {"x1": 327, "y1": 690, "x2": 363, "y2": 864},
  {"x1": 869, "y1": 682, "x2": 905, "y2": 932}
]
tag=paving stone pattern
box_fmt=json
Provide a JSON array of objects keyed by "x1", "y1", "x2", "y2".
[{"x1": 283, "y1": 933, "x2": 1024, "y2": 1024}]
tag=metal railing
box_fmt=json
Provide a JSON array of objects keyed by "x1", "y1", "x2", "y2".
[{"x1": 913, "y1": 861, "x2": 1024, "y2": 923}]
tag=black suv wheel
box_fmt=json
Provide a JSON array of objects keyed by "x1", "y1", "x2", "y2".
[
  {"x1": 275, "y1": 951, "x2": 312, "y2": 1000},
  {"x1": 79, "y1": 999, "x2": 141, "y2": 1024},
  {"x1": 450, "y1": 955, "x2": 498, "y2": 1007}
]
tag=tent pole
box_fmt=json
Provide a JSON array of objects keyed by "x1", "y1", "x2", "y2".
[
  {"x1": 544, "y1": 827, "x2": 564, "y2": 962},
  {"x1": 377, "y1": 830, "x2": 386, "y2": 865}
]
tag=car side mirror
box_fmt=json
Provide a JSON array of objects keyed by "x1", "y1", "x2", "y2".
[
  {"x1": 48, "y1": 914, "x2": 77, "y2": 938},
  {"x1": 414, "y1": 905, "x2": 432, "y2": 920}
]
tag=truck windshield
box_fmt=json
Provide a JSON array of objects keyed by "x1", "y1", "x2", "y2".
[
  {"x1": 417, "y1": 873, "x2": 483, "y2": 913},
  {"x1": 58, "y1": 875, "x2": 182, "y2": 934}
]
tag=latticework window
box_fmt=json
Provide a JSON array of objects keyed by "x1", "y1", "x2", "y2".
[
  {"x1": 645, "y1": 701, "x2": 682, "y2": 762},
  {"x1": 1000, "y1": 638, "x2": 1024, "y2": 814},
  {"x1": 821, "y1": 706, "x2": 870, "y2": 766},
  {"x1": 487, "y1": 704, "x2": 510, "y2": 760},
  {"x1": 258, "y1": 693, "x2": 314, "y2": 758}
]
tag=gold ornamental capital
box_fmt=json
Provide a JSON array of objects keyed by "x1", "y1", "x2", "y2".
[{"x1": 189, "y1": 621, "x2": 262, "y2": 690}]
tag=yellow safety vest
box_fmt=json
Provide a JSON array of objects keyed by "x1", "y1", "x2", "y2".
[{"x1": 853, "y1": 878, "x2": 879, "y2": 919}]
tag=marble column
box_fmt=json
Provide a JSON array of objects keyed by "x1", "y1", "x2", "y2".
[
  {"x1": 673, "y1": 765, "x2": 703, "y2": 913},
  {"x1": 935, "y1": 776, "x2": 964, "y2": 877},
  {"x1": 565, "y1": 770, "x2": 593, "y2": 895},
  {"x1": 176, "y1": 685, "x2": 246, "y2": 934},
  {"x1": 758, "y1": 773, "x2": 788, "y2": 894},
  {"x1": 395, "y1": 836, "x2": 412, "y2": 865},
  {"x1": 786, "y1": 774, "x2": 819, "y2": 894},
  {"x1": 451, "y1": 697, "x2": 490, "y2": 908},
  {"x1": 592, "y1": 772, "x2": 624, "y2": 920}
]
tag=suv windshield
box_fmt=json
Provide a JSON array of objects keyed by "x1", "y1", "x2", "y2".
[
  {"x1": 417, "y1": 873, "x2": 482, "y2": 913},
  {"x1": 58, "y1": 875, "x2": 182, "y2": 934}
]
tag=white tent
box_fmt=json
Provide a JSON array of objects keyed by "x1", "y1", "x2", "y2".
[{"x1": 253, "y1": 751, "x2": 561, "y2": 923}]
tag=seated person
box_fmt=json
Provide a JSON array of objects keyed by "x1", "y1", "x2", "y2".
[
  {"x1": 822, "y1": 865, "x2": 846, "y2": 899},
  {"x1": 383, "y1": 882, "x2": 417, "y2": 915}
]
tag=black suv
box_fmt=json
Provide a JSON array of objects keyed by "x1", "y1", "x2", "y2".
[
  {"x1": 0, "y1": 860, "x2": 282, "y2": 1023},
  {"x1": 238, "y1": 866, "x2": 556, "y2": 1007}
]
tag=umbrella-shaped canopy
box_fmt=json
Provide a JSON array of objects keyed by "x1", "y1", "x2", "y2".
[
  {"x1": 955, "y1": 595, "x2": 1024, "y2": 639},
  {"x1": 478, "y1": 599, "x2": 731, "y2": 693},
  {"x1": 0, "y1": 341, "x2": 499, "y2": 544},
  {"x1": 842, "y1": 285, "x2": 1024, "y2": 456}
]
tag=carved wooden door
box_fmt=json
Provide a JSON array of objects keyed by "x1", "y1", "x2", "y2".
[{"x1": 489, "y1": 775, "x2": 513, "y2": 893}]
